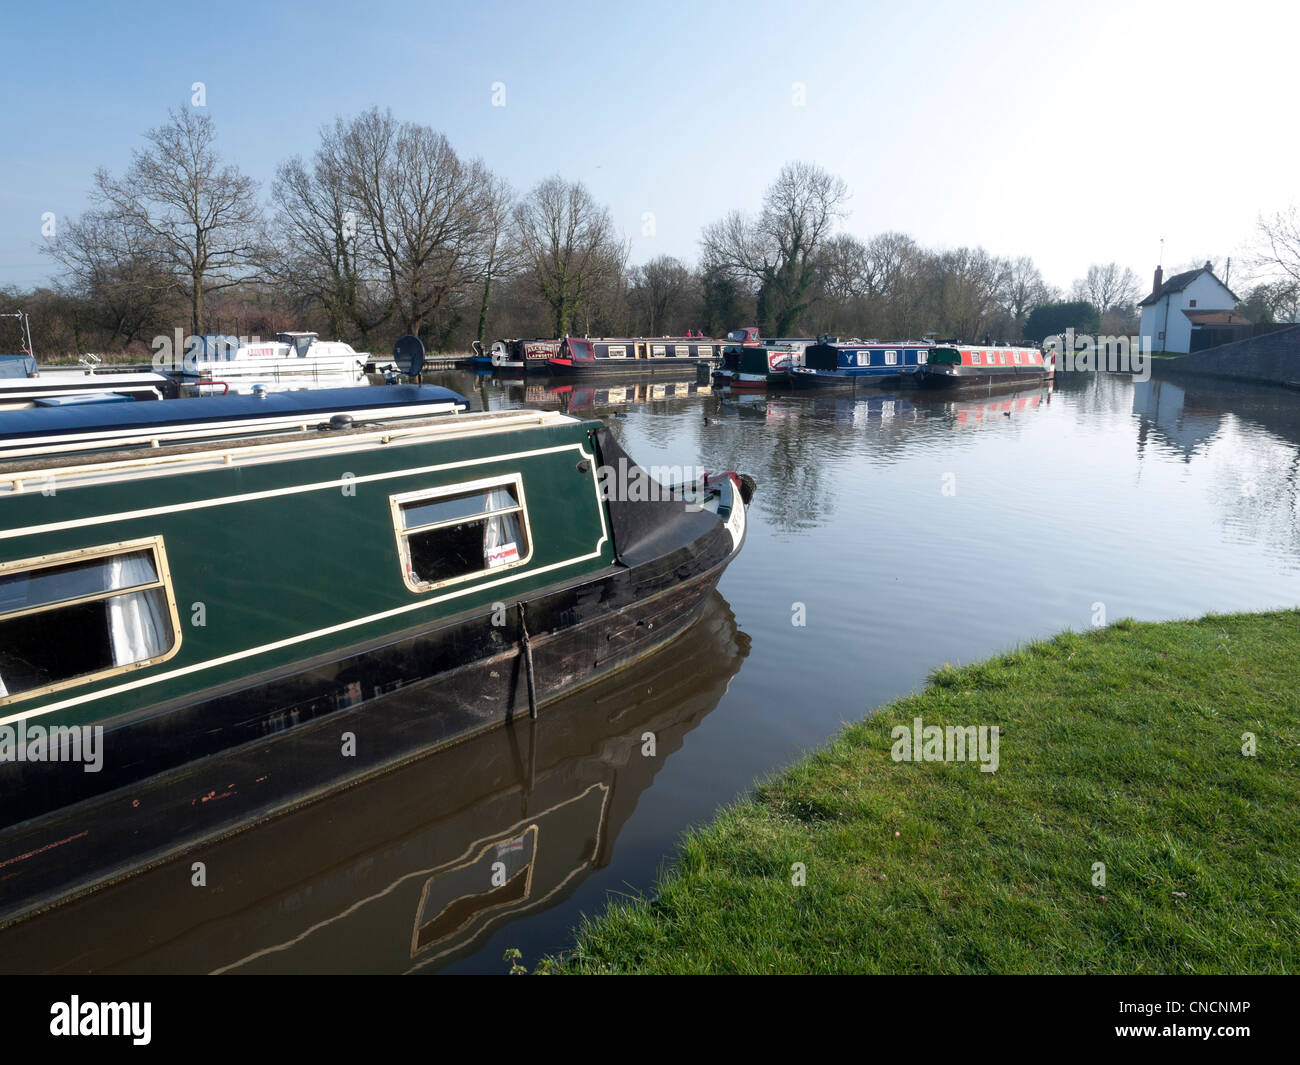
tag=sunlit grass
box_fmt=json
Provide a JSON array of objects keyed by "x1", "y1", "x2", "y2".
[{"x1": 557, "y1": 612, "x2": 1300, "y2": 973}]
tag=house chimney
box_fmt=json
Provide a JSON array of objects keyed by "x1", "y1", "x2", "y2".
[
  {"x1": 1204, "y1": 260, "x2": 1213, "y2": 272},
  {"x1": 1152, "y1": 264, "x2": 1163, "y2": 295}
]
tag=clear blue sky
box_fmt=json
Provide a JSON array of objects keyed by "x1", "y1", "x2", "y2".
[{"x1": 1, "y1": 0, "x2": 1294, "y2": 294}]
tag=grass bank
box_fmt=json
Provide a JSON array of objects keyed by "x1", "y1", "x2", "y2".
[{"x1": 559, "y1": 612, "x2": 1300, "y2": 973}]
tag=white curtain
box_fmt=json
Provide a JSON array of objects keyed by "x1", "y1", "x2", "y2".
[
  {"x1": 483, "y1": 489, "x2": 523, "y2": 567},
  {"x1": 106, "y1": 553, "x2": 169, "y2": 666}
]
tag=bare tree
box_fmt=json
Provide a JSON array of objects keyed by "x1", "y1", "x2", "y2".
[
  {"x1": 701, "y1": 161, "x2": 849, "y2": 335},
  {"x1": 475, "y1": 173, "x2": 518, "y2": 345},
  {"x1": 629, "y1": 255, "x2": 695, "y2": 335},
  {"x1": 45, "y1": 208, "x2": 179, "y2": 346},
  {"x1": 1071, "y1": 262, "x2": 1141, "y2": 317},
  {"x1": 327, "y1": 108, "x2": 493, "y2": 341},
  {"x1": 93, "y1": 108, "x2": 263, "y2": 335},
  {"x1": 1249, "y1": 209, "x2": 1300, "y2": 309},
  {"x1": 515, "y1": 176, "x2": 625, "y2": 336},
  {"x1": 996, "y1": 256, "x2": 1053, "y2": 339},
  {"x1": 924, "y1": 247, "x2": 1009, "y2": 341},
  {"x1": 269, "y1": 150, "x2": 390, "y2": 343}
]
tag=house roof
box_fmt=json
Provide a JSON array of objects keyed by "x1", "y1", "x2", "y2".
[
  {"x1": 1182, "y1": 309, "x2": 1251, "y2": 326},
  {"x1": 1139, "y1": 266, "x2": 1239, "y2": 307}
]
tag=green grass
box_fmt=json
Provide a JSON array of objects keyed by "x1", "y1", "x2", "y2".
[{"x1": 557, "y1": 611, "x2": 1300, "y2": 973}]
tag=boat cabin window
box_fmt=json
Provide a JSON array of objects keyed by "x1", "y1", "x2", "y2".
[
  {"x1": 606, "y1": 345, "x2": 627, "y2": 359},
  {"x1": 393, "y1": 476, "x2": 531, "y2": 591},
  {"x1": 0, "y1": 538, "x2": 179, "y2": 704},
  {"x1": 674, "y1": 345, "x2": 689, "y2": 358},
  {"x1": 884, "y1": 350, "x2": 898, "y2": 365}
]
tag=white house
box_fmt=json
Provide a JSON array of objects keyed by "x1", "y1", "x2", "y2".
[{"x1": 1138, "y1": 262, "x2": 1238, "y2": 354}]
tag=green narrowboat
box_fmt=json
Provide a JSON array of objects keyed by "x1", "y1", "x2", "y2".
[{"x1": 0, "y1": 386, "x2": 751, "y2": 836}]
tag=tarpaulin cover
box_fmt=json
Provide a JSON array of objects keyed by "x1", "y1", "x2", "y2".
[
  {"x1": 594, "y1": 426, "x2": 720, "y2": 567},
  {"x1": 0, "y1": 355, "x2": 37, "y2": 378}
]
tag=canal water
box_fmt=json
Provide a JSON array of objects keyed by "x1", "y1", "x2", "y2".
[{"x1": 4, "y1": 369, "x2": 1299, "y2": 973}]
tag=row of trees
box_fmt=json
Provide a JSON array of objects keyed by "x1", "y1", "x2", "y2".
[{"x1": 6, "y1": 105, "x2": 1298, "y2": 359}]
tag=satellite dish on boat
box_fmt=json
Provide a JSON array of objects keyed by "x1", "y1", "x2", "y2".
[{"x1": 394, "y1": 334, "x2": 425, "y2": 376}]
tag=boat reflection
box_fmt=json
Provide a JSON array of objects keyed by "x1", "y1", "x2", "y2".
[
  {"x1": 0, "y1": 592, "x2": 748, "y2": 974},
  {"x1": 921, "y1": 386, "x2": 1050, "y2": 427}
]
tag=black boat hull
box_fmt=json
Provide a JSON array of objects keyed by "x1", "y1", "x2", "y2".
[{"x1": 918, "y1": 367, "x2": 1048, "y2": 390}]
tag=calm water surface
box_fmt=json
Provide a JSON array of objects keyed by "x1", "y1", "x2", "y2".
[{"x1": 5, "y1": 368, "x2": 1299, "y2": 973}]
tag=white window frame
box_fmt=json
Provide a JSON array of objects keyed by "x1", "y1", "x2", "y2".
[
  {"x1": 605, "y1": 345, "x2": 627, "y2": 359},
  {"x1": 390, "y1": 473, "x2": 534, "y2": 594},
  {"x1": 884, "y1": 350, "x2": 898, "y2": 366}
]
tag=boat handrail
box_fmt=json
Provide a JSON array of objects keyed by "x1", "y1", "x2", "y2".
[{"x1": 0, "y1": 409, "x2": 573, "y2": 490}]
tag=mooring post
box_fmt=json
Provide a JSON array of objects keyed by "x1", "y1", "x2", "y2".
[{"x1": 517, "y1": 602, "x2": 538, "y2": 720}]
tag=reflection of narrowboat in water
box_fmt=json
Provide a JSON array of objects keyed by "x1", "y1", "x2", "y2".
[
  {"x1": 918, "y1": 345, "x2": 1049, "y2": 390},
  {"x1": 547, "y1": 378, "x2": 712, "y2": 413},
  {"x1": 787, "y1": 340, "x2": 933, "y2": 390},
  {"x1": 548, "y1": 335, "x2": 723, "y2": 377},
  {"x1": 927, "y1": 388, "x2": 1046, "y2": 425},
  {"x1": 0, "y1": 593, "x2": 748, "y2": 971},
  {"x1": 0, "y1": 385, "x2": 752, "y2": 883}
]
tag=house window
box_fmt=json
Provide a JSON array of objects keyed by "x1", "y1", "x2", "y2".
[
  {"x1": 392, "y1": 476, "x2": 531, "y2": 592},
  {"x1": 1189, "y1": 299, "x2": 1197, "y2": 308},
  {"x1": 0, "y1": 538, "x2": 180, "y2": 704}
]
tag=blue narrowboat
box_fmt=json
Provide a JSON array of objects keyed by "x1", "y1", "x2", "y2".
[{"x1": 786, "y1": 340, "x2": 932, "y2": 389}]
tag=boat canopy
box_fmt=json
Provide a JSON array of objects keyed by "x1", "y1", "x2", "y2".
[
  {"x1": 738, "y1": 348, "x2": 776, "y2": 374},
  {"x1": 803, "y1": 344, "x2": 842, "y2": 371}
]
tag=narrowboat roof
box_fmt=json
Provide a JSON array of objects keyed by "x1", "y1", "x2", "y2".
[
  {"x1": 0, "y1": 385, "x2": 469, "y2": 446},
  {"x1": 0, "y1": 402, "x2": 589, "y2": 490}
]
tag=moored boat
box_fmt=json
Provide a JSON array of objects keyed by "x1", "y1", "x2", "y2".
[
  {"x1": 548, "y1": 334, "x2": 723, "y2": 377},
  {"x1": 1, "y1": 311, "x2": 171, "y2": 408},
  {"x1": 489, "y1": 338, "x2": 563, "y2": 373},
  {"x1": 0, "y1": 386, "x2": 752, "y2": 834},
  {"x1": 722, "y1": 344, "x2": 802, "y2": 390},
  {"x1": 712, "y1": 328, "x2": 811, "y2": 385},
  {"x1": 917, "y1": 344, "x2": 1049, "y2": 390},
  {"x1": 169, "y1": 332, "x2": 390, "y2": 396},
  {"x1": 787, "y1": 339, "x2": 932, "y2": 390}
]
